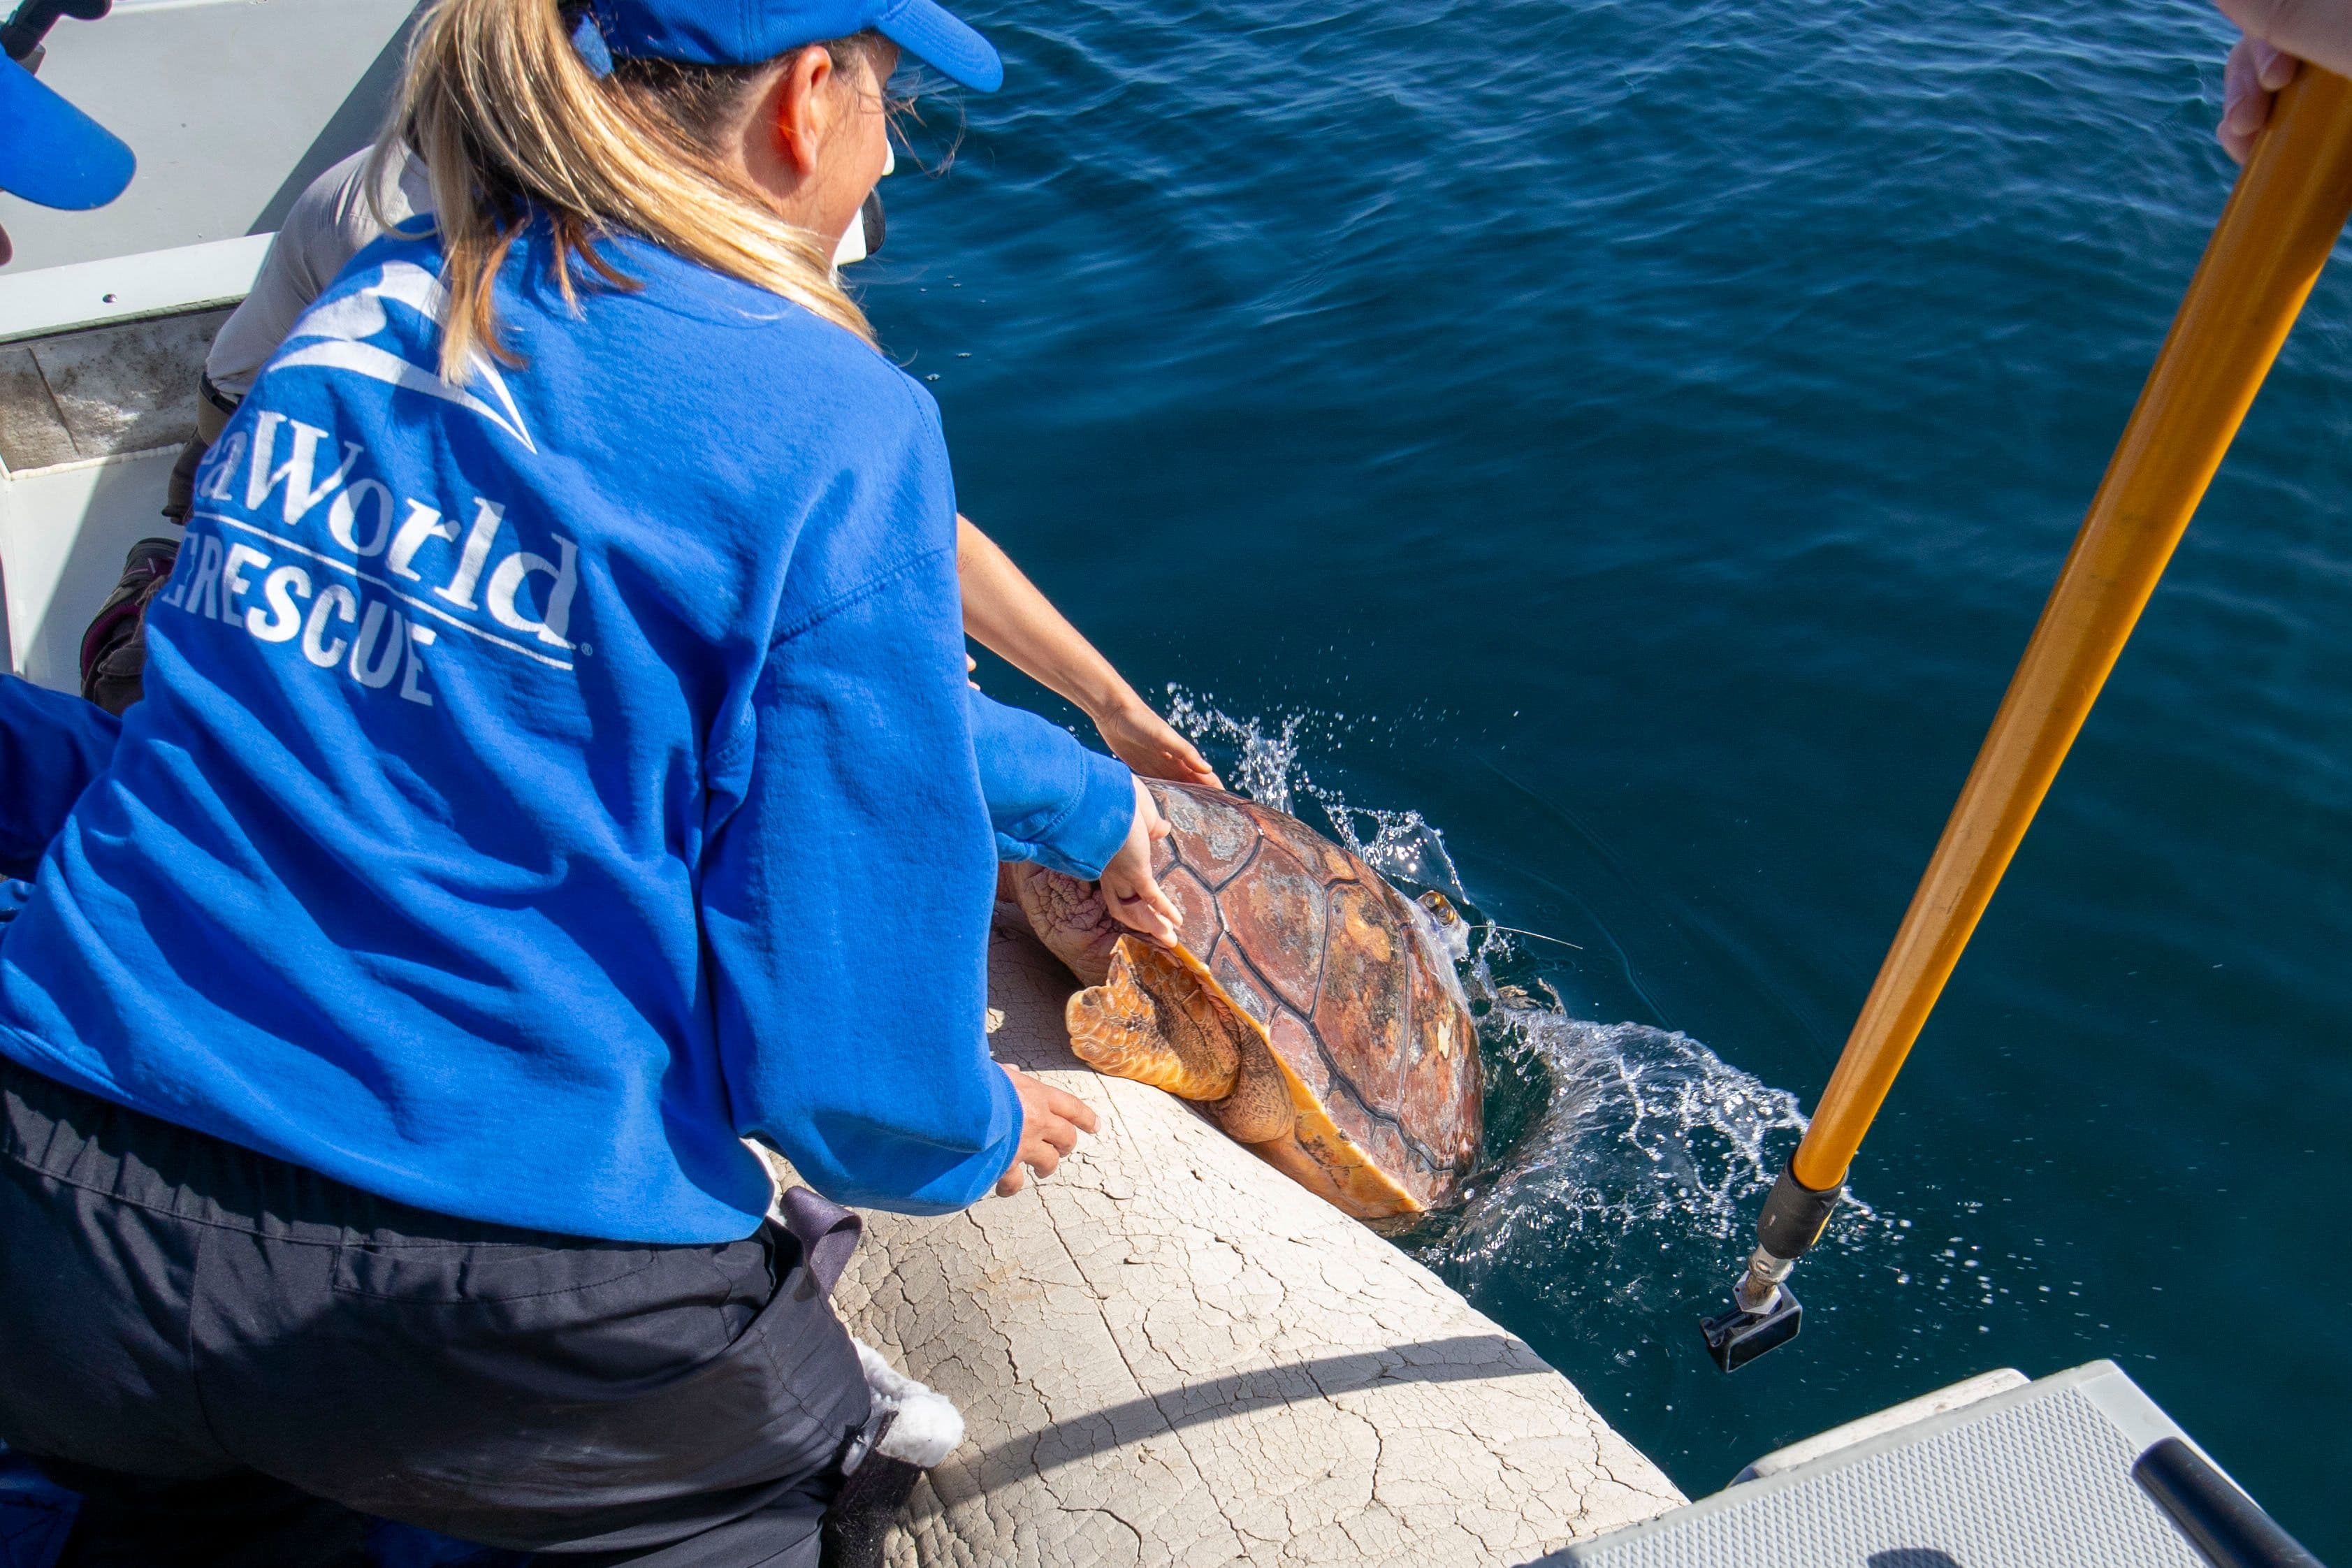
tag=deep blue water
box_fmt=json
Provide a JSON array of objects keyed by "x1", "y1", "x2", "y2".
[{"x1": 872, "y1": 0, "x2": 2352, "y2": 1551}]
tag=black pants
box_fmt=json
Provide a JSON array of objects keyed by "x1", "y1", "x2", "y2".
[{"x1": 0, "y1": 1054, "x2": 871, "y2": 1567}]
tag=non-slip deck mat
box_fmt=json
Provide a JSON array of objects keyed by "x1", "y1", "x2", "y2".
[{"x1": 1548, "y1": 1362, "x2": 2209, "y2": 1568}]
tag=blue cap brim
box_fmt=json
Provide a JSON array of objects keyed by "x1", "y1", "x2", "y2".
[
  {"x1": 872, "y1": 0, "x2": 1002, "y2": 92},
  {"x1": 0, "y1": 53, "x2": 133, "y2": 210}
]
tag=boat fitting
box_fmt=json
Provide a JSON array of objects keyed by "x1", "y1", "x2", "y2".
[
  {"x1": 2, "y1": 0, "x2": 112, "y2": 65},
  {"x1": 1732, "y1": 1246, "x2": 1793, "y2": 1315},
  {"x1": 1700, "y1": 1159, "x2": 1843, "y2": 1372}
]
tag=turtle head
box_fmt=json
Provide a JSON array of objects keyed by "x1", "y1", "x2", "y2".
[{"x1": 1414, "y1": 889, "x2": 1473, "y2": 964}]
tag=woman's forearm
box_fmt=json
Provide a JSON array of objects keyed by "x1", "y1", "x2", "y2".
[
  {"x1": 957, "y1": 516, "x2": 1222, "y2": 788},
  {"x1": 957, "y1": 515, "x2": 1136, "y2": 720}
]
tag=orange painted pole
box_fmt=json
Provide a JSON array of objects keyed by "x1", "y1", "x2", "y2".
[
  {"x1": 1706, "y1": 64, "x2": 2352, "y2": 1371},
  {"x1": 1797, "y1": 64, "x2": 2352, "y2": 1191}
]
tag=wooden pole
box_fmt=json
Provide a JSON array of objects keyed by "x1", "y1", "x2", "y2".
[{"x1": 1792, "y1": 64, "x2": 2352, "y2": 1193}]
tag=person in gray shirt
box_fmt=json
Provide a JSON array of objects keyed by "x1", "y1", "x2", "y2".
[
  {"x1": 161, "y1": 145, "x2": 432, "y2": 521},
  {"x1": 203, "y1": 147, "x2": 433, "y2": 404}
]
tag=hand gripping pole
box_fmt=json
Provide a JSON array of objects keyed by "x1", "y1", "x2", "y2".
[{"x1": 1706, "y1": 63, "x2": 2352, "y2": 1372}]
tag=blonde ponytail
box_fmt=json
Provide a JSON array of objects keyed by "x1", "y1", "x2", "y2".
[{"x1": 374, "y1": 0, "x2": 878, "y2": 382}]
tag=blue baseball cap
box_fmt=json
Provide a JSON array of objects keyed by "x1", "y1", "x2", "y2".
[
  {"x1": 0, "y1": 51, "x2": 134, "y2": 210},
  {"x1": 580, "y1": 0, "x2": 1003, "y2": 91}
]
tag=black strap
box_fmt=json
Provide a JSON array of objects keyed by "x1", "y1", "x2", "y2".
[
  {"x1": 197, "y1": 371, "x2": 240, "y2": 418},
  {"x1": 775, "y1": 1185, "x2": 862, "y2": 1300}
]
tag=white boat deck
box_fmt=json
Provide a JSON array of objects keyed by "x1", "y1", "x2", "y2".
[
  {"x1": 803, "y1": 926, "x2": 1688, "y2": 1567},
  {"x1": 0, "y1": 0, "x2": 413, "y2": 692}
]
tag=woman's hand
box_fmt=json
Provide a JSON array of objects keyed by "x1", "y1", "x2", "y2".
[
  {"x1": 1092, "y1": 699, "x2": 1222, "y2": 789},
  {"x1": 1098, "y1": 777, "x2": 1182, "y2": 945},
  {"x1": 2214, "y1": 0, "x2": 2352, "y2": 162},
  {"x1": 995, "y1": 1066, "x2": 1100, "y2": 1196}
]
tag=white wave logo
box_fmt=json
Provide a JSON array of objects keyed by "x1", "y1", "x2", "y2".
[{"x1": 273, "y1": 261, "x2": 536, "y2": 453}]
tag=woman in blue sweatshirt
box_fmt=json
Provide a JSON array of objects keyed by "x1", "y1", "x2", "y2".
[{"x1": 0, "y1": 0, "x2": 1153, "y2": 1561}]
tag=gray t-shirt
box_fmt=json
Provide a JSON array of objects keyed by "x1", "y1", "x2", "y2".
[{"x1": 203, "y1": 146, "x2": 433, "y2": 399}]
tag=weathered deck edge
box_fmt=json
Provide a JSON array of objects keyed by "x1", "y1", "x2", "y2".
[{"x1": 822, "y1": 923, "x2": 1684, "y2": 1568}]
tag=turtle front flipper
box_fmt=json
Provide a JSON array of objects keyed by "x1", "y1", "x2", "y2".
[
  {"x1": 1066, "y1": 937, "x2": 1244, "y2": 1101},
  {"x1": 1065, "y1": 938, "x2": 1296, "y2": 1145},
  {"x1": 1012, "y1": 864, "x2": 1124, "y2": 986}
]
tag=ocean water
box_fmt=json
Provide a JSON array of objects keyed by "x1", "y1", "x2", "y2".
[{"x1": 870, "y1": 0, "x2": 2352, "y2": 1551}]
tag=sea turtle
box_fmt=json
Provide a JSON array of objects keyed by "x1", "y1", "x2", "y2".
[{"x1": 1009, "y1": 781, "x2": 1482, "y2": 1220}]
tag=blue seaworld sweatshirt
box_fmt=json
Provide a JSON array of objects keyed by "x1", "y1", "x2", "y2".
[
  {"x1": 0, "y1": 678, "x2": 117, "y2": 882},
  {"x1": 0, "y1": 224, "x2": 1132, "y2": 1242}
]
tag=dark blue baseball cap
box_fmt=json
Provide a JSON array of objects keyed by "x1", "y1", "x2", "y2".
[
  {"x1": 0, "y1": 51, "x2": 134, "y2": 210},
  {"x1": 581, "y1": 0, "x2": 1003, "y2": 91}
]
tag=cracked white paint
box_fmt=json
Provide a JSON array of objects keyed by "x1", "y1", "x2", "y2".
[{"x1": 802, "y1": 924, "x2": 1685, "y2": 1567}]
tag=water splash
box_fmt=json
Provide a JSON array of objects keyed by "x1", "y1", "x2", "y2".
[
  {"x1": 1441, "y1": 988, "x2": 1783, "y2": 1303},
  {"x1": 1404, "y1": 956, "x2": 1917, "y2": 1360},
  {"x1": 1161, "y1": 697, "x2": 2064, "y2": 1370},
  {"x1": 1166, "y1": 685, "x2": 1466, "y2": 899},
  {"x1": 1160, "y1": 690, "x2": 1904, "y2": 1321},
  {"x1": 1163, "y1": 689, "x2": 1312, "y2": 817}
]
